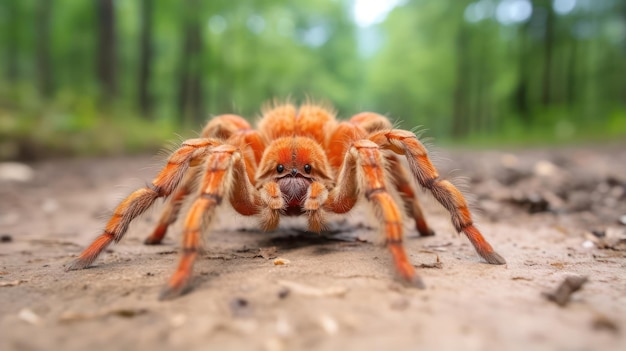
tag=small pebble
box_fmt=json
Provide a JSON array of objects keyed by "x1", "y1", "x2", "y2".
[
  {"x1": 534, "y1": 160, "x2": 560, "y2": 177},
  {"x1": 582, "y1": 240, "x2": 595, "y2": 249},
  {"x1": 0, "y1": 234, "x2": 12, "y2": 243},
  {"x1": 619, "y1": 215, "x2": 626, "y2": 226},
  {"x1": 0, "y1": 162, "x2": 34, "y2": 182},
  {"x1": 277, "y1": 287, "x2": 290, "y2": 299},
  {"x1": 590, "y1": 229, "x2": 606, "y2": 238},
  {"x1": 319, "y1": 315, "x2": 339, "y2": 335},
  {"x1": 230, "y1": 297, "x2": 252, "y2": 318},
  {"x1": 18, "y1": 308, "x2": 41, "y2": 325}
]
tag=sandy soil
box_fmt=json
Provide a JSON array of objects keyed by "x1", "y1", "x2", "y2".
[{"x1": 0, "y1": 144, "x2": 625, "y2": 351}]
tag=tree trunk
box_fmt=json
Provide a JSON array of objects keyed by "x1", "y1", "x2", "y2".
[
  {"x1": 452, "y1": 27, "x2": 469, "y2": 138},
  {"x1": 96, "y1": 0, "x2": 117, "y2": 100},
  {"x1": 177, "y1": 0, "x2": 204, "y2": 125},
  {"x1": 621, "y1": 2, "x2": 626, "y2": 107},
  {"x1": 541, "y1": 3, "x2": 555, "y2": 106},
  {"x1": 566, "y1": 40, "x2": 577, "y2": 106},
  {"x1": 514, "y1": 22, "x2": 530, "y2": 125},
  {"x1": 36, "y1": 0, "x2": 53, "y2": 98},
  {"x1": 6, "y1": 1, "x2": 20, "y2": 83},
  {"x1": 138, "y1": 0, "x2": 153, "y2": 117}
]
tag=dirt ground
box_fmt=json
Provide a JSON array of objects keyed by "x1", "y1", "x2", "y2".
[{"x1": 1, "y1": 143, "x2": 625, "y2": 351}]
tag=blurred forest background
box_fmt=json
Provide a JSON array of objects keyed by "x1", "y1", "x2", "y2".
[{"x1": 0, "y1": 0, "x2": 624, "y2": 160}]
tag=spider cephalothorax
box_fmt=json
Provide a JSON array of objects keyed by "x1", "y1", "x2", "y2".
[{"x1": 66, "y1": 102, "x2": 505, "y2": 299}]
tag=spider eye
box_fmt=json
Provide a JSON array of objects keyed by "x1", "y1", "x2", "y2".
[
  {"x1": 304, "y1": 164, "x2": 312, "y2": 174},
  {"x1": 277, "y1": 164, "x2": 285, "y2": 173}
]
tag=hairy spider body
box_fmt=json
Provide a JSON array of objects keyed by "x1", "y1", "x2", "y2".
[{"x1": 66, "y1": 103, "x2": 505, "y2": 300}]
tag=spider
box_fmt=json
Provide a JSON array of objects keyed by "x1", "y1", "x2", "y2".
[{"x1": 66, "y1": 102, "x2": 505, "y2": 300}]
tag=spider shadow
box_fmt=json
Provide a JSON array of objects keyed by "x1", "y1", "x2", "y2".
[
  {"x1": 185, "y1": 224, "x2": 375, "y2": 295},
  {"x1": 234, "y1": 221, "x2": 375, "y2": 256}
]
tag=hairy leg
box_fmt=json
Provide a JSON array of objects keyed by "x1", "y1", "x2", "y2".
[
  {"x1": 370, "y1": 130, "x2": 505, "y2": 265},
  {"x1": 386, "y1": 155, "x2": 435, "y2": 236},
  {"x1": 144, "y1": 167, "x2": 201, "y2": 245},
  {"x1": 326, "y1": 140, "x2": 424, "y2": 287},
  {"x1": 203, "y1": 114, "x2": 265, "y2": 181},
  {"x1": 258, "y1": 182, "x2": 284, "y2": 231},
  {"x1": 160, "y1": 145, "x2": 260, "y2": 299},
  {"x1": 145, "y1": 115, "x2": 263, "y2": 245},
  {"x1": 66, "y1": 138, "x2": 219, "y2": 271},
  {"x1": 328, "y1": 114, "x2": 433, "y2": 233},
  {"x1": 303, "y1": 181, "x2": 329, "y2": 232}
]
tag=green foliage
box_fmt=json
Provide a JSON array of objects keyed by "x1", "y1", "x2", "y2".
[
  {"x1": 0, "y1": 0, "x2": 624, "y2": 160},
  {"x1": 0, "y1": 93, "x2": 178, "y2": 160}
]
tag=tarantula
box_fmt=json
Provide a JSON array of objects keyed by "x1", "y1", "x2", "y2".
[{"x1": 66, "y1": 103, "x2": 505, "y2": 300}]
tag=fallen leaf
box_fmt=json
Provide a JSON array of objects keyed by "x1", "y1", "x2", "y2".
[
  {"x1": 511, "y1": 276, "x2": 533, "y2": 281},
  {"x1": 591, "y1": 313, "x2": 619, "y2": 333},
  {"x1": 550, "y1": 262, "x2": 565, "y2": 269},
  {"x1": 59, "y1": 308, "x2": 148, "y2": 323},
  {"x1": 418, "y1": 262, "x2": 443, "y2": 269},
  {"x1": 273, "y1": 257, "x2": 290, "y2": 265},
  {"x1": 0, "y1": 280, "x2": 26, "y2": 287},
  {"x1": 111, "y1": 308, "x2": 148, "y2": 318}
]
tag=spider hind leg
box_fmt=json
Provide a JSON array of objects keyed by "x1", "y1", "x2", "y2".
[
  {"x1": 386, "y1": 154, "x2": 435, "y2": 237},
  {"x1": 372, "y1": 129, "x2": 505, "y2": 265}
]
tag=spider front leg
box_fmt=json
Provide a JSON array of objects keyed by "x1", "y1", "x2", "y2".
[
  {"x1": 146, "y1": 115, "x2": 263, "y2": 245},
  {"x1": 371, "y1": 130, "x2": 505, "y2": 265},
  {"x1": 160, "y1": 145, "x2": 260, "y2": 300},
  {"x1": 66, "y1": 138, "x2": 218, "y2": 271},
  {"x1": 326, "y1": 140, "x2": 424, "y2": 287}
]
